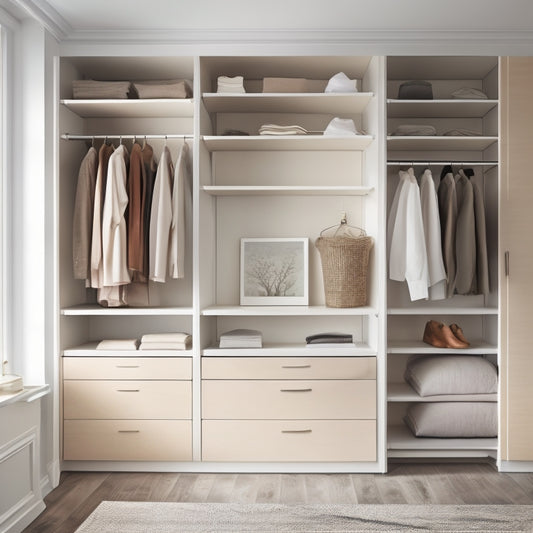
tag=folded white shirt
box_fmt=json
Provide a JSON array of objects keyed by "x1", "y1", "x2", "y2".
[{"x1": 325, "y1": 72, "x2": 358, "y2": 93}]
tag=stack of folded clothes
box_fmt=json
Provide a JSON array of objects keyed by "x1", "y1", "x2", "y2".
[
  {"x1": 130, "y1": 79, "x2": 192, "y2": 99},
  {"x1": 390, "y1": 124, "x2": 437, "y2": 136},
  {"x1": 259, "y1": 124, "x2": 309, "y2": 135},
  {"x1": 305, "y1": 332, "x2": 355, "y2": 347},
  {"x1": 219, "y1": 329, "x2": 262, "y2": 349},
  {"x1": 96, "y1": 339, "x2": 139, "y2": 350},
  {"x1": 403, "y1": 354, "x2": 498, "y2": 438},
  {"x1": 217, "y1": 75, "x2": 245, "y2": 93},
  {"x1": 72, "y1": 80, "x2": 131, "y2": 99},
  {"x1": 138, "y1": 332, "x2": 192, "y2": 350}
]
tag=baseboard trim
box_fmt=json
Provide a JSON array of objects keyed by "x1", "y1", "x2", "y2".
[{"x1": 499, "y1": 460, "x2": 533, "y2": 472}]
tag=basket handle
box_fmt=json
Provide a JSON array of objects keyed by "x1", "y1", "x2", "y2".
[{"x1": 320, "y1": 213, "x2": 366, "y2": 238}]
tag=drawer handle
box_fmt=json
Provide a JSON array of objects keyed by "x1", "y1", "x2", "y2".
[
  {"x1": 281, "y1": 429, "x2": 312, "y2": 434},
  {"x1": 116, "y1": 389, "x2": 140, "y2": 392},
  {"x1": 118, "y1": 430, "x2": 140, "y2": 433},
  {"x1": 280, "y1": 388, "x2": 312, "y2": 393},
  {"x1": 281, "y1": 365, "x2": 311, "y2": 369},
  {"x1": 116, "y1": 365, "x2": 140, "y2": 368}
]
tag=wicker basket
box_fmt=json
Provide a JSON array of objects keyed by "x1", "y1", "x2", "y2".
[{"x1": 315, "y1": 235, "x2": 373, "y2": 308}]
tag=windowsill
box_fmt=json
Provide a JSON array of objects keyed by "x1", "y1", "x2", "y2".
[{"x1": 0, "y1": 384, "x2": 50, "y2": 407}]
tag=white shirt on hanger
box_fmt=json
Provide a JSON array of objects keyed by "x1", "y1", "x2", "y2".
[
  {"x1": 420, "y1": 169, "x2": 447, "y2": 300},
  {"x1": 149, "y1": 146, "x2": 174, "y2": 282},
  {"x1": 389, "y1": 168, "x2": 429, "y2": 301},
  {"x1": 102, "y1": 144, "x2": 131, "y2": 287}
]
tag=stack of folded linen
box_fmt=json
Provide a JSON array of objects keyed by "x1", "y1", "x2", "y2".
[
  {"x1": 139, "y1": 332, "x2": 192, "y2": 350},
  {"x1": 259, "y1": 124, "x2": 309, "y2": 135},
  {"x1": 305, "y1": 332, "x2": 355, "y2": 348},
  {"x1": 391, "y1": 124, "x2": 437, "y2": 136},
  {"x1": 131, "y1": 79, "x2": 192, "y2": 99},
  {"x1": 217, "y1": 76, "x2": 245, "y2": 93},
  {"x1": 96, "y1": 339, "x2": 139, "y2": 350},
  {"x1": 72, "y1": 80, "x2": 131, "y2": 99},
  {"x1": 219, "y1": 329, "x2": 262, "y2": 348}
]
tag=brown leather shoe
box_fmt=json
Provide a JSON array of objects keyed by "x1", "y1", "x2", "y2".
[
  {"x1": 423, "y1": 320, "x2": 470, "y2": 349},
  {"x1": 450, "y1": 323, "x2": 470, "y2": 346}
]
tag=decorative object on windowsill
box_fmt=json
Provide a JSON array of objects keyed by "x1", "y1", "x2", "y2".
[
  {"x1": 315, "y1": 214, "x2": 373, "y2": 308},
  {"x1": 422, "y1": 320, "x2": 470, "y2": 349},
  {"x1": 0, "y1": 360, "x2": 23, "y2": 394},
  {"x1": 219, "y1": 329, "x2": 263, "y2": 349},
  {"x1": 240, "y1": 238, "x2": 309, "y2": 306}
]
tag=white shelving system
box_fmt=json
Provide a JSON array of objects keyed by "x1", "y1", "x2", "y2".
[{"x1": 385, "y1": 56, "x2": 500, "y2": 460}]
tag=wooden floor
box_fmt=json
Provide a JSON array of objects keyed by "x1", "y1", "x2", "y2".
[{"x1": 23, "y1": 462, "x2": 533, "y2": 533}]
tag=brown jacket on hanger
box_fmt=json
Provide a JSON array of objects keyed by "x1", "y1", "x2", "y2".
[{"x1": 127, "y1": 143, "x2": 146, "y2": 279}]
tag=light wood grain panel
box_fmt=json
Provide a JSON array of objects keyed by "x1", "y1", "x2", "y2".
[
  {"x1": 63, "y1": 357, "x2": 192, "y2": 380},
  {"x1": 202, "y1": 380, "x2": 376, "y2": 419},
  {"x1": 202, "y1": 356, "x2": 376, "y2": 380},
  {"x1": 63, "y1": 420, "x2": 192, "y2": 461},
  {"x1": 63, "y1": 380, "x2": 191, "y2": 419},
  {"x1": 500, "y1": 56, "x2": 533, "y2": 461},
  {"x1": 202, "y1": 420, "x2": 376, "y2": 462}
]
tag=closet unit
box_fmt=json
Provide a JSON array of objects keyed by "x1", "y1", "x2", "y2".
[
  {"x1": 385, "y1": 57, "x2": 500, "y2": 460},
  {"x1": 58, "y1": 56, "x2": 195, "y2": 464},
  {"x1": 197, "y1": 56, "x2": 386, "y2": 470}
]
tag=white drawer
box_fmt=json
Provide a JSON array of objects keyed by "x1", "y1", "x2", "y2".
[
  {"x1": 63, "y1": 357, "x2": 191, "y2": 380},
  {"x1": 202, "y1": 379, "x2": 376, "y2": 419},
  {"x1": 202, "y1": 356, "x2": 376, "y2": 380},
  {"x1": 63, "y1": 419, "x2": 192, "y2": 461},
  {"x1": 202, "y1": 419, "x2": 376, "y2": 462},
  {"x1": 64, "y1": 380, "x2": 191, "y2": 419}
]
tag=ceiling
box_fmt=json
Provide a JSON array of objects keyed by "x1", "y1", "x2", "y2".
[{"x1": 6, "y1": 0, "x2": 533, "y2": 35}]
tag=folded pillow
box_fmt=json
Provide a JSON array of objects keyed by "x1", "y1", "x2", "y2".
[
  {"x1": 132, "y1": 79, "x2": 192, "y2": 99},
  {"x1": 405, "y1": 402, "x2": 497, "y2": 438},
  {"x1": 405, "y1": 355, "x2": 498, "y2": 397}
]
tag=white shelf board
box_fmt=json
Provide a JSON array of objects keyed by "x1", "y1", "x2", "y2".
[
  {"x1": 61, "y1": 304, "x2": 193, "y2": 316},
  {"x1": 387, "y1": 424, "x2": 498, "y2": 452},
  {"x1": 0, "y1": 384, "x2": 51, "y2": 407},
  {"x1": 202, "y1": 343, "x2": 376, "y2": 357},
  {"x1": 202, "y1": 92, "x2": 373, "y2": 114},
  {"x1": 388, "y1": 306, "x2": 498, "y2": 315},
  {"x1": 201, "y1": 305, "x2": 377, "y2": 316},
  {"x1": 61, "y1": 98, "x2": 194, "y2": 118},
  {"x1": 202, "y1": 185, "x2": 374, "y2": 197},
  {"x1": 387, "y1": 99, "x2": 498, "y2": 118},
  {"x1": 203, "y1": 135, "x2": 373, "y2": 152},
  {"x1": 387, "y1": 383, "x2": 498, "y2": 403},
  {"x1": 63, "y1": 342, "x2": 193, "y2": 357},
  {"x1": 387, "y1": 339, "x2": 497, "y2": 354},
  {"x1": 387, "y1": 136, "x2": 498, "y2": 151}
]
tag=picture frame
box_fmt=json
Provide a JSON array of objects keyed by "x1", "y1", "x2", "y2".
[{"x1": 240, "y1": 238, "x2": 309, "y2": 306}]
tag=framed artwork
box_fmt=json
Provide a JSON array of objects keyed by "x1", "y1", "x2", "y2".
[{"x1": 240, "y1": 238, "x2": 309, "y2": 305}]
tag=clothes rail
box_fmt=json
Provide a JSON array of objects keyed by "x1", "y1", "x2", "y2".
[
  {"x1": 61, "y1": 134, "x2": 193, "y2": 141},
  {"x1": 387, "y1": 160, "x2": 498, "y2": 166}
]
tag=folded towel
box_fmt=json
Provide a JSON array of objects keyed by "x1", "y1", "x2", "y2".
[
  {"x1": 131, "y1": 79, "x2": 192, "y2": 99},
  {"x1": 139, "y1": 341, "x2": 191, "y2": 350},
  {"x1": 325, "y1": 72, "x2": 358, "y2": 93},
  {"x1": 217, "y1": 76, "x2": 245, "y2": 93},
  {"x1": 392, "y1": 124, "x2": 437, "y2": 136},
  {"x1": 140, "y1": 332, "x2": 191, "y2": 343},
  {"x1": 96, "y1": 339, "x2": 139, "y2": 350},
  {"x1": 259, "y1": 124, "x2": 309, "y2": 136},
  {"x1": 219, "y1": 329, "x2": 263, "y2": 348},
  {"x1": 451, "y1": 87, "x2": 488, "y2": 99},
  {"x1": 443, "y1": 128, "x2": 481, "y2": 137},
  {"x1": 72, "y1": 80, "x2": 131, "y2": 99}
]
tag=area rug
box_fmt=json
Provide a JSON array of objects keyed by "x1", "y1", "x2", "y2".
[{"x1": 75, "y1": 501, "x2": 533, "y2": 532}]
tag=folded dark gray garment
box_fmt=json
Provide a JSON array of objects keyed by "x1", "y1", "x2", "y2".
[
  {"x1": 306, "y1": 332, "x2": 353, "y2": 344},
  {"x1": 398, "y1": 80, "x2": 433, "y2": 99}
]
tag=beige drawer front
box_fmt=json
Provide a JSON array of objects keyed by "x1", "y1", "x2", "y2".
[
  {"x1": 202, "y1": 356, "x2": 375, "y2": 380},
  {"x1": 63, "y1": 357, "x2": 191, "y2": 380},
  {"x1": 202, "y1": 419, "x2": 376, "y2": 462},
  {"x1": 202, "y1": 380, "x2": 376, "y2": 419},
  {"x1": 63, "y1": 420, "x2": 192, "y2": 461},
  {"x1": 64, "y1": 380, "x2": 191, "y2": 419}
]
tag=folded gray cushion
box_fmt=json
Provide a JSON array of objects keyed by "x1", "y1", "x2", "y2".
[
  {"x1": 405, "y1": 355, "x2": 498, "y2": 397},
  {"x1": 405, "y1": 402, "x2": 497, "y2": 437}
]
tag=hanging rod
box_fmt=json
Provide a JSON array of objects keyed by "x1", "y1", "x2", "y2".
[
  {"x1": 387, "y1": 160, "x2": 498, "y2": 167},
  {"x1": 61, "y1": 134, "x2": 193, "y2": 141}
]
